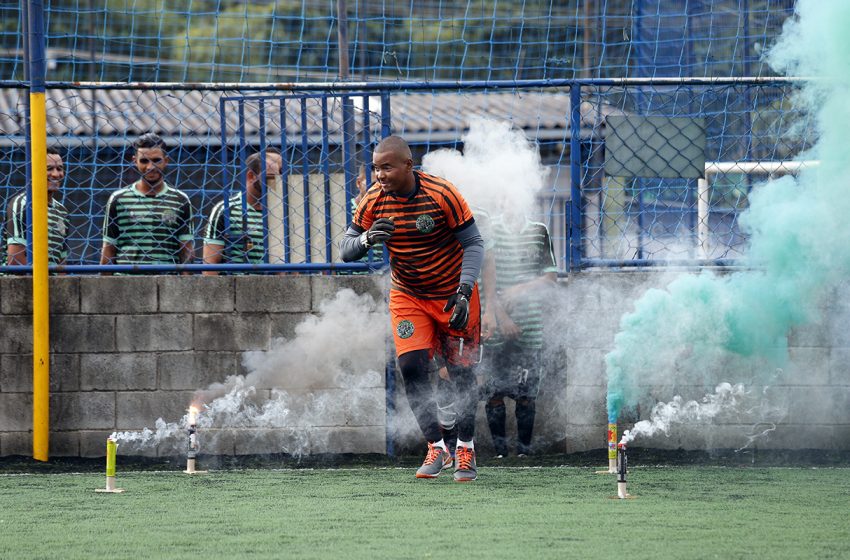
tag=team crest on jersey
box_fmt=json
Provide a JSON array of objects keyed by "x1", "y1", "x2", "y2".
[
  {"x1": 396, "y1": 319, "x2": 415, "y2": 339},
  {"x1": 161, "y1": 209, "x2": 178, "y2": 225},
  {"x1": 415, "y1": 214, "x2": 435, "y2": 233}
]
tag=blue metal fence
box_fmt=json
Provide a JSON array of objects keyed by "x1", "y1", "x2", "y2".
[{"x1": 0, "y1": 77, "x2": 810, "y2": 274}]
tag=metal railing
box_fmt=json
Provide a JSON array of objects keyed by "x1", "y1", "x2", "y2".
[{"x1": 0, "y1": 77, "x2": 811, "y2": 274}]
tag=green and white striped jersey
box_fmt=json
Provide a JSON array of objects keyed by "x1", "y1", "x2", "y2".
[
  {"x1": 5, "y1": 192, "x2": 70, "y2": 264},
  {"x1": 487, "y1": 215, "x2": 558, "y2": 350},
  {"x1": 102, "y1": 181, "x2": 194, "y2": 265},
  {"x1": 203, "y1": 191, "x2": 265, "y2": 266}
]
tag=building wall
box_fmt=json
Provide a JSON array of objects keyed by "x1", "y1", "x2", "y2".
[{"x1": 0, "y1": 271, "x2": 847, "y2": 457}]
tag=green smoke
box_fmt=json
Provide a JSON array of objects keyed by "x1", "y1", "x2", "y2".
[{"x1": 606, "y1": 0, "x2": 850, "y2": 423}]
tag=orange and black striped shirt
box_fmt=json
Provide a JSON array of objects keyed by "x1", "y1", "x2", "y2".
[{"x1": 353, "y1": 170, "x2": 474, "y2": 299}]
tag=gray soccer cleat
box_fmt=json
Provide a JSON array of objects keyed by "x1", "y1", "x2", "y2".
[
  {"x1": 415, "y1": 442, "x2": 453, "y2": 479},
  {"x1": 453, "y1": 445, "x2": 477, "y2": 482}
]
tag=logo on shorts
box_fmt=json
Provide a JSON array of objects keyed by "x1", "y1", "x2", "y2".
[
  {"x1": 415, "y1": 214, "x2": 435, "y2": 233},
  {"x1": 396, "y1": 319, "x2": 415, "y2": 339}
]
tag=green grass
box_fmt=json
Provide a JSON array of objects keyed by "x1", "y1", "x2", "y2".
[{"x1": 1, "y1": 464, "x2": 848, "y2": 559}]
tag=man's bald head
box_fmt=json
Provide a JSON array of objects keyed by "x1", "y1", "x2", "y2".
[
  {"x1": 374, "y1": 136, "x2": 412, "y2": 160},
  {"x1": 372, "y1": 135, "x2": 415, "y2": 196}
]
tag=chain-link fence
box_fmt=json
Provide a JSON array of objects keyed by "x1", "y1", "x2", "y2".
[
  {"x1": 3, "y1": 0, "x2": 809, "y2": 273},
  {"x1": 0, "y1": 79, "x2": 812, "y2": 273},
  {"x1": 578, "y1": 80, "x2": 812, "y2": 265}
]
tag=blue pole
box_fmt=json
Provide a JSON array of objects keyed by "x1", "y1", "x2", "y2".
[
  {"x1": 320, "y1": 97, "x2": 332, "y2": 262},
  {"x1": 361, "y1": 92, "x2": 373, "y2": 180},
  {"x1": 636, "y1": 179, "x2": 645, "y2": 260},
  {"x1": 219, "y1": 97, "x2": 232, "y2": 252},
  {"x1": 300, "y1": 97, "x2": 312, "y2": 262},
  {"x1": 342, "y1": 95, "x2": 356, "y2": 223},
  {"x1": 29, "y1": 77, "x2": 799, "y2": 92},
  {"x1": 238, "y1": 100, "x2": 248, "y2": 258},
  {"x1": 258, "y1": 99, "x2": 269, "y2": 264},
  {"x1": 743, "y1": 0, "x2": 755, "y2": 202},
  {"x1": 22, "y1": 0, "x2": 32, "y2": 265},
  {"x1": 686, "y1": 1, "x2": 697, "y2": 256},
  {"x1": 360, "y1": 94, "x2": 374, "y2": 265},
  {"x1": 380, "y1": 92, "x2": 392, "y2": 267},
  {"x1": 634, "y1": 0, "x2": 646, "y2": 261},
  {"x1": 279, "y1": 98, "x2": 291, "y2": 263},
  {"x1": 568, "y1": 84, "x2": 582, "y2": 271},
  {"x1": 380, "y1": 92, "x2": 392, "y2": 139}
]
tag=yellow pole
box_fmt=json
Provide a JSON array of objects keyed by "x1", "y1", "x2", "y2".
[
  {"x1": 30, "y1": 91, "x2": 50, "y2": 462},
  {"x1": 106, "y1": 438, "x2": 117, "y2": 477}
]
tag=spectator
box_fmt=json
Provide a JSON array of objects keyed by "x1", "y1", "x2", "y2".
[
  {"x1": 100, "y1": 133, "x2": 194, "y2": 273},
  {"x1": 340, "y1": 135, "x2": 485, "y2": 482},
  {"x1": 6, "y1": 146, "x2": 69, "y2": 266},
  {"x1": 480, "y1": 207, "x2": 557, "y2": 457},
  {"x1": 349, "y1": 165, "x2": 384, "y2": 271},
  {"x1": 202, "y1": 149, "x2": 283, "y2": 275},
  {"x1": 353, "y1": 164, "x2": 369, "y2": 207}
]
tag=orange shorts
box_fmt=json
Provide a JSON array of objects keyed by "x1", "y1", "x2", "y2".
[{"x1": 389, "y1": 287, "x2": 481, "y2": 367}]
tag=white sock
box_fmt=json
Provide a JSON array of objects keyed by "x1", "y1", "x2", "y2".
[
  {"x1": 456, "y1": 439, "x2": 474, "y2": 450},
  {"x1": 432, "y1": 439, "x2": 447, "y2": 451}
]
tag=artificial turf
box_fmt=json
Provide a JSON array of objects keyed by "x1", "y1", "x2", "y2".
[{"x1": 1, "y1": 462, "x2": 848, "y2": 559}]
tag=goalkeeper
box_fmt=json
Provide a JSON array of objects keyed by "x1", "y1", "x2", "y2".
[{"x1": 340, "y1": 135, "x2": 484, "y2": 483}]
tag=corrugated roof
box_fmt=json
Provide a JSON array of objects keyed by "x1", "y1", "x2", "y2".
[{"x1": 0, "y1": 88, "x2": 618, "y2": 146}]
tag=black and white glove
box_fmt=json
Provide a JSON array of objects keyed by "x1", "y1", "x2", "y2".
[
  {"x1": 359, "y1": 217, "x2": 395, "y2": 248},
  {"x1": 443, "y1": 283, "x2": 473, "y2": 330}
]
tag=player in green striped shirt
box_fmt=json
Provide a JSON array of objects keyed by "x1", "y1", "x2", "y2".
[
  {"x1": 5, "y1": 146, "x2": 69, "y2": 266},
  {"x1": 480, "y1": 210, "x2": 558, "y2": 457},
  {"x1": 100, "y1": 133, "x2": 194, "y2": 273},
  {"x1": 202, "y1": 150, "x2": 282, "y2": 274}
]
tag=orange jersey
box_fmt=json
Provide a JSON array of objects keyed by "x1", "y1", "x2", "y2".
[{"x1": 353, "y1": 170, "x2": 474, "y2": 299}]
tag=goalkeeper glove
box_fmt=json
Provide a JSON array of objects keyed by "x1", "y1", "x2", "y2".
[
  {"x1": 359, "y1": 217, "x2": 395, "y2": 248},
  {"x1": 443, "y1": 283, "x2": 473, "y2": 330}
]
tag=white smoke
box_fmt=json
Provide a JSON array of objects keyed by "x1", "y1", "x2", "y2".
[
  {"x1": 620, "y1": 383, "x2": 746, "y2": 444},
  {"x1": 620, "y1": 382, "x2": 785, "y2": 449},
  {"x1": 112, "y1": 288, "x2": 390, "y2": 457},
  {"x1": 421, "y1": 117, "x2": 549, "y2": 219}
]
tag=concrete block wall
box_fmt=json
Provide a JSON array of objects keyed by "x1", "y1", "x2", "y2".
[
  {"x1": 548, "y1": 270, "x2": 850, "y2": 453},
  {"x1": 1, "y1": 270, "x2": 848, "y2": 458},
  {"x1": 0, "y1": 274, "x2": 387, "y2": 457}
]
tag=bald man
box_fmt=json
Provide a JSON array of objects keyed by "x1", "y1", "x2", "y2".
[{"x1": 340, "y1": 135, "x2": 485, "y2": 482}]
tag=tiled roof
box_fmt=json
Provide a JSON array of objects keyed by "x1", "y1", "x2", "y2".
[{"x1": 0, "y1": 88, "x2": 618, "y2": 146}]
